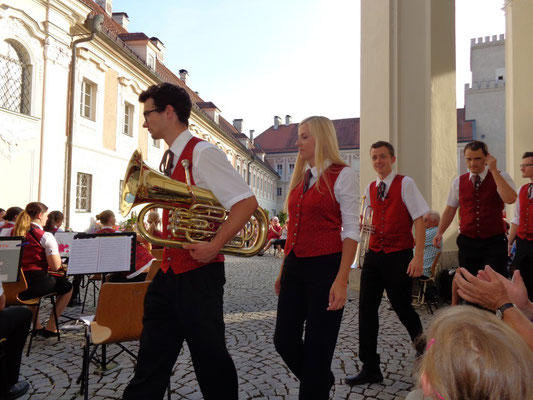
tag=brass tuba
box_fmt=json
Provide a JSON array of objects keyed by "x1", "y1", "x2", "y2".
[
  {"x1": 120, "y1": 150, "x2": 268, "y2": 257},
  {"x1": 354, "y1": 195, "x2": 374, "y2": 268}
]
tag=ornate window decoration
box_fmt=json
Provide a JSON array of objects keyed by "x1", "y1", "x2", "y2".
[
  {"x1": 76, "y1": 172, "x2": 92, "y2": 212},
  {"x1": 0, "y1": 40, "x2": 31, "y2": 115}
]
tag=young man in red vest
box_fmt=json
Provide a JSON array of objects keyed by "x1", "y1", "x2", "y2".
[
  {"x1": 345, "y1": 141, "x2": 429, "y2": 386},
  {"x1": 122, "y1": 83, "x2": 258, "y2": 400},
  {"x1": 508, "y1": 152, "x2": 533, "y2": 299},
  {"x1": 433, "y1": 141, "x2": 516, "y2": 279}
]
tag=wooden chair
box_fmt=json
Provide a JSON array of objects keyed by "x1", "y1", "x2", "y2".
[
  {"x1": 78, "y1": 282, "x2": 170, "y2": 399},
  {"x1": 2, "y1": 269, "x2": 60, "y2": 355},
  {"x1": 144, "y1": 259, "x2": 161, "y2": 282},
  {"x1": 416, "y1": 252, "x2": 442, "y2": 314},
  {"x1": 150, "y1": 248, "x2": 164, "y2": 260}
]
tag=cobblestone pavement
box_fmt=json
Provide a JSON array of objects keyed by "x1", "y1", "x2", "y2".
[{"x1": 17, "y1": 254, "x2": 436, "y2": 400}]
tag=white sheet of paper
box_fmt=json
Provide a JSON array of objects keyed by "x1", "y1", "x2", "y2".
[
  {"x1": 97, "y1": 236, "x2": 132, "y2": 273},
  {"x1": 68, "y1": 238, "x2": 100, "y2": 275}
]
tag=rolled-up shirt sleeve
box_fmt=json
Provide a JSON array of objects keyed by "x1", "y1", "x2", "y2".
[
  {"x1": 193, "y1": 145, "x2": 254, "y2": 210},
  {"x1": 334, "y1": 167, "x2": 360, "y2": 242},
  {"x1": 446, "y1": 177, "x2": 460, "y2": 208},
  {"x1": 401, "y1": 176, "x2": 430, "y2": 220}
]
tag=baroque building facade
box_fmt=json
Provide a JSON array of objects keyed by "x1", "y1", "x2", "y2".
[{"x1": 0, "y1": 0, "x2": 278, "y2": 231}]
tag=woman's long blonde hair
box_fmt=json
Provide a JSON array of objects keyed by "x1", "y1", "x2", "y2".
[
  {"x1": 147, "y1": 210, "x2": 161, "y2": 234},
  {"x1": 13, "y1": 202, "x2": 48, "y2": 236},
  {"x1": 418, "y1": 305, "x2": 533, "y2": 400},
  {"x1": 284, "y1": 116, "x2": 346, "y2": 211}
]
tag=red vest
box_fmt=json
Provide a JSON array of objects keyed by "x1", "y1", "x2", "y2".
[
  {"x1": 161, "y1": 137, "x2": 224, "y2": 274},
  {"x1": 459, "y1": 171, "x2": 505, "y2": 239},
  {"x1": 96, "y1": 228, "x2": 154, "y2": 271},
  {"x1": 368, "y1": 175, "x2": 415, "y2": 253},
  {"x1": 18, "y1": 226, "x2": 48, "y2": 272},
  {"x1": 0, "y1": 222, "x2": 14, "y2": 230},
  {"x1": 517, "y1": 184, "x2": 533, "y2": 241},
  {"x1": 284, "y1": 164, "x2": 344, "y2": 257}
]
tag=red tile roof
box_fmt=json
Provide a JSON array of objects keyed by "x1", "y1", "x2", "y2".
[
  {"x1": 255, "y1": 111, "x2": 474, "y2": 153},
  {"x1": 118, "y1": 32, "x2": 150, "y2": 41},
  {"x1": 197, "y1": 102, "x2": 219, "y2": 110}
]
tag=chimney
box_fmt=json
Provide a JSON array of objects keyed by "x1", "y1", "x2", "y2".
[
  {"x1": 179, "y1": 69, "x2": 189, "y2": 84},
  {"x1": 150, "y1": 37, "x2": 166, "y2": 61},
  {"x1": 95, "y1": 0, "x2": 112, "y2": 15},
  {"x1": 249, "y1": 130, "x2": 254, "y2": 143},
  {"x1": 285, "y1": 115, "x2": 292, "y2": 126},
  {"x1": 233, "y1": 119, "x2": 243, "y2": 133},
  {"x1": 274, "y1": 115, "x2": 281, "y2": 130},
  {"x1": 112, "y1": 12, "x2": 129, "y2": 30}
]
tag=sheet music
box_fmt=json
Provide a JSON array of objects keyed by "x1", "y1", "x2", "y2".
[
  {"x1": 0, "y1": 238, "x2": 23, "y2": 283},
  {"x1": 68, "y1": 238, "x2": 100, "y2": 275},
  {"x1": 97, "y1": 236, "x2": 132, "y2": 273}
]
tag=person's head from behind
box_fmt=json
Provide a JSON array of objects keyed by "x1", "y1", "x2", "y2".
[
  {"x1": 370, "y1": 141, "x2": 396, "y2": 178},
  {"x1": 418, "y1": 305, "x2": 533, "y2": 400},
  {"x1": 520, "y1": 151, "x2": 533, "y2": 179},
  {"x1": 13, "y1": 202, "x2": 48, "y2": 236},
  {"x1": 4, "y1": 207, "x2": 23, "y2": 223},
  {"x1": 0, "y1": 208, "x2": 5, "y2": 221},
  {"x1": 146, "y1": 210, "x2": 161, "y2": 233},
  {"x1": 44, "y1": 211, "x2": 64, "y2": 232},
  {"x1": 423, "y1": 211, "x2": 440, "y2": 229},
  {"x1": 463, "y1": 140, "x2": 489, "y2": 175},
  {"x1": 139, "y1": 83, "x2": 192, "y2": 142},
  {"x1": 96, "y1": 210, "x2": 116, "y2": 227}
]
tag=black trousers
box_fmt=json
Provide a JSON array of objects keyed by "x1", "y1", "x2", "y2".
[
  {"x1": 122, "y1": 262, "x2": 238, "y2": 400},
  {"x1": 515, "y1": 237, "x2": 533, "y2": 301},
  {"x1": 358, "y1": 249, "x2": 423, "y2": 372},
  {"x1": 274, "y1": 252, "x2": 343, "y2": 400},
  {"x1": 457, "y1": 233, "x2": 508, "y2": 277},
  {"x1": 0, "y1": 306, "x2": 32, "y2": 392}
]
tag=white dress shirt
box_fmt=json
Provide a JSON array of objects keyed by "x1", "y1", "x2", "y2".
[
  {"x1": 305, "y1": 160, "x2": 360, "y2": 242},
  {"x1": 446, "y1": 168, "x2": 516, "y2": 208},
  {"x1": 512, "y1": 183, "x2": 533, "y2": 225},
  {"x1": 363, "y1": 172, "x2": 429, "y2": 221},
  {"x1": 168, "y1": 130, "x2": 254, "y2": 210}
]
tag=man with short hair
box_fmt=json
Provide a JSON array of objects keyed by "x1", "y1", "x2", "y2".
[
  {"x1": 345, "y1": 141, "x2": 429, "y2": 386},
  {"x1": 508, "y1": 152, "x2": 533, "y2": 299},
  {"x1": 122, "y1": 83, "x2": 258, "y2": 400},
  {"x1": 434, "y1": 140, "x2": 517, "y2": 278}
]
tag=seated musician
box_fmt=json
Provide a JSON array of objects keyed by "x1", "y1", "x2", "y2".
[
  {"x1": 11, "y1": 202, "x2": 72, "y2": 337},
  {"x1": 43, "y1": 211, "x2": 64, "y2": 234},
  {"x1": 95, "y1": 210, "x2": 154, "y2": 282},
  {"x1": 0, "y1": 206, "x2": 23, "y2": 236}
]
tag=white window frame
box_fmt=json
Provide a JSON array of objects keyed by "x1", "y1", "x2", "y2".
[
  {"x1": 80, "y1": 79, "x2": 96, "y2": 120},
  {"x1": 76, "y1": 172, "x2": 92, "y2": 212},
  {"x1": 122, "y1": 102, "x2": 134, "y2": 136}
]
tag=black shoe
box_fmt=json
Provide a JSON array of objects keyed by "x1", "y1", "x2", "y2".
[
  {"x1": 8, "y1": 381, "x2": 29, "y2": 399},
  {"x1": 67, "y1": 298, "x2": 81, "y2": 307},
  {"x1": 40, "y1": 329, "x2": 60, "y2": 338},
  {"x1": 345, "y1": 369, "x2": 383, "y2": 386}
]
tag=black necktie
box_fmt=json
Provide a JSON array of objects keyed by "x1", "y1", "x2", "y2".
[
  {"x1": 377, "y1": 181, "x2": 386, "y2": 201},
  {"x1": 160, "y1": 150, "x2": 174, "y2": 177},
  {"x1": 303, "y1": 169, "x2": 313, "y2": 193},
  {"x1": 472, "y1": 175, "x2": 481, "y2": 191}
]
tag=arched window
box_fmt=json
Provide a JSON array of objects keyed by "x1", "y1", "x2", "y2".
[{"x1": 0, "y1": 40, "x2": 31, "y2": 115}]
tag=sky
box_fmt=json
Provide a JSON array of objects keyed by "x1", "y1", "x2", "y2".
[{"x1": 111, "y1": 0, "x2": 506, "y2": 136}]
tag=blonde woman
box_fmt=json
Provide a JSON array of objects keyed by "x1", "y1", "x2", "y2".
[
  {"x1": 274, "y1": 116, "x2": 359, "y2": 399},
  {"x1": 412, "y1": 305, "x2": 533, "y2": 400},
  {"x1": 12, "y1": 202, "x2": 72, "y2": 337},
  {"x1": 146, "y1": 210, "x2": 163, "y2": 249}
]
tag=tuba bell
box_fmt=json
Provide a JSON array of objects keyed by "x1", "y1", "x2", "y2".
[
  {"x1": 354, "y1": 195, "x2": 374, "y2": 268},
  {"x1": 120, "y1": 150, "x2": 268, "y2": 257}
]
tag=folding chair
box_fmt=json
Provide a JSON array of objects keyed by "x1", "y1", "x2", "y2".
[
  {"x1": 144, "y1": 259, "x2": 161, "y2": 282},
  {"x1": 150, "y1": 248, "x2": 164, "y2": 260},
  {"x1": 78, "y1": 282, "x2": 170, "y2": 399},
  {"x1": 2, "y1": 269, "x2": 60, "y2": 355},
  {"x1": 416, "y1": 252, "x2": 441, "y2": 314},
  {"x1": 81, "y1": 274, "x2": 102, "y2": 313}
]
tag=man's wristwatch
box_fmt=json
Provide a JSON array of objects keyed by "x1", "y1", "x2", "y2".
[{"x1": 496, "y1": 303, "x2": 515, "y2": 319}]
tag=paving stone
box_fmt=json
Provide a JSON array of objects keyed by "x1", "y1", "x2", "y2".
[{"x1": 17, "y1": 255, "x2": 436, "y2": 399}]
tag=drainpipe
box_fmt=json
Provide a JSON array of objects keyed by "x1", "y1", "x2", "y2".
[
  {"x1": 247, "y1": 155, "x2": 255, "y2": 186},
  {"x1": 64, "y1": 14, "x2": 104, "y2": 228}
]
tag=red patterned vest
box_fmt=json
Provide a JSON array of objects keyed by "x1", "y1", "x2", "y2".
[
  {"x1": 368, "y1": 175, "x2": 415, "y2": 253},
  {"x1": 161, "y1": 136, "x2": 224, "y2": 274},
  {"x1": 459, "y1": 171, "x2": 505, "y2": 239},
  {"x1": 18, "y1": 225, "x2": 48, "y2": 272},
  {"x1": 284, "y1": 164, "x2": 344, "y2": 257},
  {"x1": 96, "y1": 227, "x2": 153, "y2": 271},
  {"x1": 517, "y1": 184, "x2": 533, "y2": 241}
]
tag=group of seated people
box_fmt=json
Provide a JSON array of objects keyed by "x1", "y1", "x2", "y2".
[
  {"x1": 0, "y1": 203, "x2": 165, "y2": 399},
  {"x1": 258, "y1": 217, "x2": 288, "y2": 257}
]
